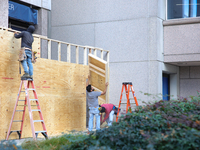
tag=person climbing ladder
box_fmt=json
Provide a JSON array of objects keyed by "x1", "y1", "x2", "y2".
[{"x1": 14, "y1": 25, "x2": 35, "y2": 80}]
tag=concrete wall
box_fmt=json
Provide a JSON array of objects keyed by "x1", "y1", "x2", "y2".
[
  {"x1": 35, "y1": 8, "x2": 49, "y2": 58},
  {"x1": 0, "y1": 0, "x2": 8, "y2": 28},
  {"x1": 164, "y1": 18, "x2": 200, "y2": 63},
  {"x1": 180, "y1": 66, "x2": 200, "y2": 99},
  {"x1": 50, "y1": 0, "x2": 167, "y2": 106}
]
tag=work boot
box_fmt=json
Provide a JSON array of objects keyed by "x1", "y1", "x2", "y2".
[
  {"x1": 21, "y1": 73, "x2": 31, "y2": 80},
  {"x1": 21, "y1": 73, "x2": 30, "y2": 78}
]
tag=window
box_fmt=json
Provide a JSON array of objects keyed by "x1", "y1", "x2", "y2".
[{"x1": 167, "y1": 0, "x2": 200, "y2": 19}]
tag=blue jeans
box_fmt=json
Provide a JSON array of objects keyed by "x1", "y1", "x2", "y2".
[
  {"x1": 104, "y1": 110, "x2": 114, "y2": 126},
  {"x1": 21, "y1": 50, "x2": 33, "y2": 76},
  {"x1": 88, "y1": 107, "x2": 100, "y2": 131}
]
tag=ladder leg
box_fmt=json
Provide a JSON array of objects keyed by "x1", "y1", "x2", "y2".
[
  {"x1": 19, "y1": 97, "x2": 27, "y2": 139},
  {"x1": 31, "y1": 81, "x2": 48, "y2": 137},
  {"x1": 116, "y1": 84, "x2": 124, "y2": 122},
  {"x1": 24, "y1": 81, "x2": 36, "y2": 140},
  {"x1": 127, "y1": 85, "x2": 132, "y2": 113},
  {"x1": 131, "y1": 86, "x2": 139, "y2": 106},
  {"x1": 6, "y1": 81, "x2": 23, "y2": 140},
  {"x1": 124, "y1": 85, "x2": 130, "y2": 113}
]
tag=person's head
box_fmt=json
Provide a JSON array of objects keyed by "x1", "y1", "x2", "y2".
[
  {"x1": 86, "y1": 84, "x2": 94, "y2": 92},
  {"x1": 98, "y1": 106, "x2": 106, "y2": 113},
  {"x1": 27, "y1": 25, "x2": 35, "y2": 33},
  {"x1": 113, "y1": 107, "x2": 119, "y2": 115}
]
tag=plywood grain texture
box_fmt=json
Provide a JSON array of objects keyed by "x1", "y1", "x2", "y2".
[
  {"x1": 0, "y1": 30, "x2": 89, "y2": 140},
  {"x1": 88, "y1": 54, "x2": 108, "y2": 104}
]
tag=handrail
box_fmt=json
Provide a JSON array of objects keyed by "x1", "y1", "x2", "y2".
[{"x1": 0, "y1": 26, "x2": 110, "y2": 65}]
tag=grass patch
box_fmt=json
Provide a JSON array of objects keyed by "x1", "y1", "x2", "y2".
[{"x1": 21, "y1": 133, "x2": 88, "y2": 150}]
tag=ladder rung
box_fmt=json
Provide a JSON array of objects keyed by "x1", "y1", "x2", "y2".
[
  {"x1": 35, "y1": 131, "x2": 47, "y2": 133},
  {"x1": 20, "y1": 91, "x2": 25, "y2": 92},
  {"x1": 28, "y1": 88, "x2": 35, "y2": 91},
  {"x1": 18, "y1": 100, "x2": 25, "y2": 101},
  {"x1": 120, "y1": 102, "x2": 136, "y2": 104},
  {"x1": 10, "y1": 130, "x2": 21, "y2": 132},
  {"x1": 13, "y1": 120, "x2": 22, "y2": 122},
  {"x1": 17, "y1": 104, "x2": 38, "y2": 106},
  {"x1": 32, "y1": 109, "x2": 41, "y2": 112},
  {"x1": 122, "y1": 92, "x2": 132, "y2": 94},
  {"x1": 30, "y1": 99, "x2": 38, "y2": 101},
  {"x1": 16, "y1": 110, "x2": 24, "y2": 112},
  {"x1": 33, "y1": 120, "x2": 44, "y2": 123}
]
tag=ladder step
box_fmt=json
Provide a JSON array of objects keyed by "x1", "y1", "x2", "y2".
[
  {"x1": 13, "y1": 120, "x2": 22, "y2": 122},
  {"x1": 33, "y1": 120, "x2": 44, "y2": 123},
  {"x1": 35, "y1": 131, "x2": 47, "y2": 134},
  {"x1": 122, "y1": 92, "x2": 132, "y2": 94},
  {"x1": 16, "y1": 110, "x2": 24, "y2": 112},
  {"x1": 32, "y1": 109, "x2": 41, "y2": 112},
  {"x1": 10, "y1": 130, "x2": 21, "y2": 132},
  {"x1": 28, "y1": 88, "x2": 35, "y2": 91},
  {"x1": 30, "y1": 99, "x2": 38, "y2": 101},
  {"x1": 20, "y1": 91, "x2": 25, "y2": 92},
  {"x1": 19, "y1": 100, "x2": 25, "y2": 101},
  {"x1": 18, "y1": 105, "x2": 38, "y2": 106}
]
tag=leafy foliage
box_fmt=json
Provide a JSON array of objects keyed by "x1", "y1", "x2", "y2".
[
  {"x1": 21, "y1": 95, "x2": 200, "y2": 150},
  {"x1": 65, "y1": 98, "x2": 200, "y2": 150},
  {"x1": 0, "y1": 140, "x2": 23, "y2": 150}
]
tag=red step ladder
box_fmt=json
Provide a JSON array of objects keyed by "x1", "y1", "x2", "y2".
[
  {"x1": 6, "y1": 79, "x2": 48, "y2": 140},
  {"x1": 116, "y1": 82, "x2": 139, "y2": 122}
]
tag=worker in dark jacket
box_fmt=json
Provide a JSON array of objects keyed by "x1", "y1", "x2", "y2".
[{"x1": 14, "y1": 25, "x2": 35, "y2": 79}]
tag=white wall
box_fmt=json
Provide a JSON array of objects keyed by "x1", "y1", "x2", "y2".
[
  {"x1": 50, "y1": 0, "x2": 167, "y2": 106},
  {"x1": 20, "y1": 0, "x2": 51, "y2": 10}
]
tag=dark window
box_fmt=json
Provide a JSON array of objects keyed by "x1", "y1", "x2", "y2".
[
  {"x1": 162, "y1": 73, "x2": 170, "y2": 101},
  {"x1": 167, "y1": 0, "x2": 200, "y2": 19}
]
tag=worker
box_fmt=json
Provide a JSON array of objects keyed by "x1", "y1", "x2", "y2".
[
  {"x1": 14, "y1": 25, "x2": 35, "y2": 79},
  {"x1": 86, "y1": 75, "x2": 109, "y2": 131},
  {"x1": 99, "y1": 103, "x2": 119, "y2": 126}
]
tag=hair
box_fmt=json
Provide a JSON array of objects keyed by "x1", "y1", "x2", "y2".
[
  {"x1": 99, "y1": 107, "x2": 106, "y2": 113},
  {"x1": 86, "y1": 84, "x2": 92, "y2": 92}
]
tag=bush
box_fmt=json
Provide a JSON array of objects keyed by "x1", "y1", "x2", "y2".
[
  {"x1": 21, "y1": 98, "x2": 200, "y2": 150},
  {"x1": 65, "y1": 99, "x2": 200, "y2": 150}
]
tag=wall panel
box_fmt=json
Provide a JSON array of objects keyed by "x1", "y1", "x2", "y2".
[{"x1": 0, "y1": 29, "x2": 89, "y2": 140}]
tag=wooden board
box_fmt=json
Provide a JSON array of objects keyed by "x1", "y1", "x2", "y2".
[
  {"x1": 0, "y1": 29, "x2": 89, "y2": 140},
  {"x1": 88, "y1": 54, "x2": 109, "y2": 104}
]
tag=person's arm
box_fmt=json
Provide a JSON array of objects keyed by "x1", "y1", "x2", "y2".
[
  {"x1": 86, "y1": 75, "x2": 90, "y2": 87},
  {"x1": 101, "y1": 112, "x2": 109, "y2": 124},
  {"x1": 101, "y1": 82, "x2": 109, "y2": 95},
  {"x1": 14, "y1": 31, "x2": 23, "y2": 38}
]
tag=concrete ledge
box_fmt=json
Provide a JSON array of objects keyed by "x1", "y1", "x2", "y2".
[{"x1": 163, "y1": 17, "x2": 200, "y2": 26}]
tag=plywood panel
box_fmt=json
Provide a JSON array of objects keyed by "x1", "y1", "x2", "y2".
[
  {"x1": 0, "y1": 29, "x2": 89, "y2": 140},
  {"x1": 88, "y1": 54, "x2": 108, "y2": 104}
]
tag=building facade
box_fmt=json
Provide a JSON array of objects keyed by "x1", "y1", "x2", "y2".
[
  {"x1": 1, "y1": 0, "x2": 200, "y2": 106},
  {"x1": 0, "y1": 0, "x2": 51, "y2": 58},
  {"x1": 50, "y1": 0, "x2": 200, "y2": 105}
]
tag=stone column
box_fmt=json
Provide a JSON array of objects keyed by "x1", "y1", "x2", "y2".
[{"x1": 35, "y1": 8, "x2": 49, "y2": 58}]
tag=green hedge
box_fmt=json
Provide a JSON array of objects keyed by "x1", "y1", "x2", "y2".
[
  {"x1": 20, "y1": 96, "x2": 200, "y2": 150},
  {"x1": 64, "y1": 98, "x2": 200, "y2": 150}
]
